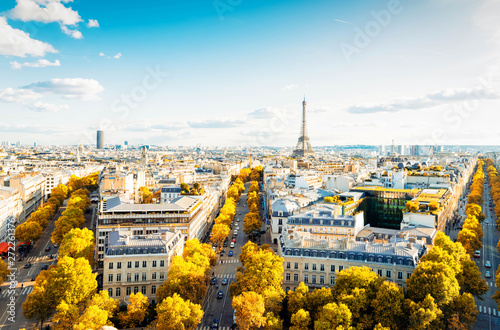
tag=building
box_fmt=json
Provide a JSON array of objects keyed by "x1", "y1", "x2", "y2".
[
  {"x1": 1, "y1": 174, "x2": 45, "y2": 222},
  {"x1": 160, "y1": 185, "x2": 182, "y2": 203},
  {"x1": 102, "y1": 229, "x2": 184, "y2": 303},
  {"x1": 0, "y1": 187, "x2": 22, "y2": 241},
  {"x1": 97, "y1": 130, "x2": 104, "y2": 149},
  {"x1": 279, "y1": 226, "x2": 427, "y2": 291},
  {"x1": 42, "y1": 170, "x2": 68, "y2": 200}
]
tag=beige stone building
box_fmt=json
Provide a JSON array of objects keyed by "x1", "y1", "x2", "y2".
[{"x1": 102, "y1": 229, "x2": 183, "y2": 303}]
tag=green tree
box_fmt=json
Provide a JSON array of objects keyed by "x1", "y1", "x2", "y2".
[{"x1": 156, "y1": 293, "x2": 203, "y2": 330}]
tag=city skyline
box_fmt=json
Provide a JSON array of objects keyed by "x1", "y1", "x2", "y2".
[{"x1": 1, "y1": 0, "x2": 500, "y2": 147}]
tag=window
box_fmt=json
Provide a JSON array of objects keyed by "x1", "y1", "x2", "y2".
[
  {"x1": 386, "y1": 270, "x2": 391, "y2": 278},
  {"x1": 407, "y1": 273, "x2": 412, "y2": 279},
  {"x1": 278, "y1": 219, "x2": 283, "y2": 225},
  {"x1": 312, "y1": 275, "x2": 316, "y2": 284},
  {"x1": 141, "y1": 286, "x2": 147, "y2": 294},
  {"x1": 134, "y1": 286, "x2": 139, "y2": 294},
  {"x1": 320, "y1": 264, "x2": 324, "y2": 271},
  {"x1": 127, "y1": 262, "x2": 132, "y2": 269},
  {"x1": 108, "y1": 262, "x2": 113, "y2": 270},
  {"x1": 286, "y1": 273, "x2": 290, "y2": 281},
  {"x1": 304, "y1": 263, "x2": 309, "y2": 270},
  {"x1": 142, "y1": 273, "x2": 147, "y2": 281},
  {"x1": 143, "y1": 261, "x2": 147, "y2": 268},
  {"x1": 339, "y1": 266, "x2": 343, "y2": 272},
  {"x1": 160, "y1": 272, "x2": 165, "y2": 280},
  {"x1": 331, "y1": 265, "x2": 335, "y2": 272},
  {"x1": 377, "y1": 269, "x2": 382, "y2": 276},
  {"x1": 134, "y1": 273, "x2": 139, "y2": 282},
  {"x1": 126, "y1": 287, "x2": 131, "y2": 296},
  {"x1": 108, "y1": 288, "x2": 113, "y2": 297},
  {"x1": 286, "y1": 262, "x2": 290, "y2": 269},
  {"x1": 116, "y1": 287, "x2": 121, "y2": 296},
  {"x1": 398, "y1": 272, "x2": 403, "y2": 280},
  {"x1": 152, "y1": 261, "x2": 157, "y2": 267},
  {"x1": 330, "y1": 276, "x2": 335, "y2": 285},
  {"x1": 304, "y1": 275, "x2": 309, "y2": 283},
  {"x1": 127, "y1": 273, "x2": 131, "y2": 282},
  {"x1": 294, "y1": 262, "x2": 299, "y2": 270},
  {"x1": 117, "y1": 262, "x2": 122, "y2": 269},
  {"x1": 135, "y1": 261, "x2": 139, "y2": 268},
  {"x1": 117, "y1": 274, "x2": 122, "y2": 282},
  {"x1": 312, "y1": 264, "x2": 317, "y2": 271},
  {"x1": 152, "y1": 272, "x2": 157, "y2": 280},
  {"x1": 320, "y1": 276, "x2": 325, "y2": 285},
  {"x1": 151, "y1": 285, "x2": 156, "y2": 294},
  {"x1": 108, "y1": 274, "x2": 113, "y2": 282},
  {"x1": 294, "y1": 274, "x2": 299, "y2": 282},
  {"x1": 160, "y1": 260, "x2": 165, "y2": 267}
]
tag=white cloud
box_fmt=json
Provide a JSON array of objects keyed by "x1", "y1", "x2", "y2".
[
  {"x1": 31, "y1": 101, "x2": 69, "y2": 112},
  {"x1": 0, "y1": 87, "x2": 42, "y2": 103},
  {"x1": 113, "y1": 52, "x2": 122, "y2": 59},
  {"x1": 87, "y1": 19, "x2": 99, "y2": 28},
  {"x1": 10, "y1": 59, "x2": 61, "y2": 69},
  {"x1": 188, "y1": 119, "x2": 247, "y2": 128},
  {"x1": 99, "y1": 52, "x2": 105, "y2": 56},
  {"x1": 9, "y1": 0, "x2": 82, "y2": 26},
  {"x1": 0, "y1": 16, "x2": 57, "y2": 57},
  {"x1": 282, "y1": 84, "x2": 298, "y2": 91},
  {"x1": 22, "y1": 78, "x2": 104, "y2": 101},
  {"x1": 347, "y1": 87, "x2": 499, "y2": 114},
  {"x1": 61, "y1": 25, "x2": 82, "y2": 39}
]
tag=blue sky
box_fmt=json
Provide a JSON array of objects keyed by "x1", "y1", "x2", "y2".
[{"x1": 0, "y1": 0, "x2": 499, "y2": 147}]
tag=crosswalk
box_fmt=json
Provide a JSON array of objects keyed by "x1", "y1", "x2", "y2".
[
  {"x1": 478, "y1": 305, "x2": 499, "y2": 316},
  {"x1": 487, "y1": 281, "x2": 497, "y2": 287},
  {"x1": 197, "y1": 327, "x2": 232, "y2": 330},
  {"x1": 218, "y1": 259, "x2": 240, "y2": 265},
  {"x1": 0, "y1": 286, "x2": 33, "y2": 298},
  {"x1": 213, "y1": 274, "x2": 236, "y2": 279},
  {"x1": 24, "y1": 254, "x2": 58, "y2": 263}
]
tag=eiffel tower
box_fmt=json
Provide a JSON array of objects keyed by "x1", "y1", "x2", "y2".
[{"x1": 291, "y1": 98, "x2": 316, "y2": 158}]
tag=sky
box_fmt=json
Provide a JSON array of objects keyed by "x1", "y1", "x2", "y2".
[{"x1": 0, "y1": 0, "x2": 499, "y2": 147}]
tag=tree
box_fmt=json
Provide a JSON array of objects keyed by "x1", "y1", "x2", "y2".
[
  {"x1": 290, "y1": 309, "x2": 311, "y2": 330},
  {"x1": 314, "y1": 302, "x2": 352, "y2": 330},
  {"x1": 211, "y1": 223, "x2": 230, "y2": 253},
  {"x1": 457, "y1": 259, "x2": 488, "y2": 299},
  {"x1": 59, "y1": 228, "x2": 95, "y2": 264},
  {"x1": 227, "y1": 186, "x2": 240, "y2": 202},
  {"x1": 371, "y1": 282, "x2": 405, "y2": 330},
  {"x1": 182, "y1": 238, "x2": 216, "y2": 270},
  {"x1": 156, "y1": 293, "x2": 203, "y2": 330},
  {"x1": 139, "y1": 186, "x2": 152, "y2": 204},
  {"x1": 23, "y1": 271, "x2": 57, "y2": 329},
  {"x1": 119, "y1": 292, "x2": 149, "y2": 328},
  {"x1": 243, "y1": 212, "x2": 261, "y2": 234},
  {"x1": 306, "y1": 287, "x2": 334, "y2": 321},
  {"x1": 265, "y1": 312, "x2": 283, "y2": 330},
  {"x1": 456, "y1": 228, "x2": 482, "y2": 257},
  {"x1": 67, "y1": 175, "x2": 83, "y2": 193},
  {"x1": 445, "y1": 293, "x2": 478, "y2": 329},
  {"x1": 51, "y1": 214, "x2": 82, "y2": 246},
  {"x1": 407, "y1": 295, "x2": 443, "y2": 330},
  {"x1": 407, "y1": 261, "x2": 459, "y2": 306},
  {"x1": 232, "y1": 291, "x2": 266, "y2": 330},
  {"x1": 0, "y1": 260, "x2": 9, "y2": 284},
  {"x1": 15, "y1": 221, "x2": 42, "y2": 242},
  {"x1": 288, "y1": 282, "x2": 309, "y2": 316},
  {"x1": 67, "y1": 196, "x2": 90, "y2": 211},
  {"x1": 180, "y1": 182, "x2": 190, "y2": 193},
  {"x1": 51, "y1": 184, "x2": 68, "y2": 204}
]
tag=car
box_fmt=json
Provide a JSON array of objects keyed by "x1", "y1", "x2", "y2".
[
  {"x1": 232, "y1": 238, "x2": 236, "y2": 243},
  {"x1": 485, "y1": 260, "x2": 491, "y2": 268},
  {"x1": 486, "y1": 271, "x2": 491, "y2": 278},
  {"x1": 230, "y1": 242, "x2": 235, "y2": 248},
  {"x1": 48, "y1": 254, "x2": 54, "y2": 259},
  {"x1": 211, "y1": 318, "x2": 219, "y2": 330},
  {"x1": 222, "y1": 278, "x2": 228, "y2": 285},
  {"x1": 260, "y1": 229, "x2": 266, "y2": 234},
  {"x1": 228, "y1": 251, "x2": 233, "y2": 257},
  {"x1": 474, "y1": 250, "x2": 481, "y2": 258},
  {"x1": 223, "y1": 242, "x2": 228, "y2": 247},
  {"x1": 217, "y1": 290, "x2": 223, "y2": 299},
  {"x1": 236, "y1": 218, "x2": 240, "y2": 222},
  {"x1": 54, "y1": 244, "x2": 58, "y2": 248},
  {"x1": 236, "y1": 226, "x2": 240, "y2": 230},
  {"x1": 24, "y1": 262, "x2": 31, "y2": 268},
  {"x1": 41, "y1": 265, "x2": 48, "y2": 270},
  {"x1": 45, "y1": 246, "x2": 51, "y2": 252},
  {"x1": 210, "y1": 277, "x2": 217, "y2": 285},
  {"x1": 490, "y1": 208, "x2": 493, "y2": 211},
  {"x1": 31, "y1": 275, "x2": 37, "y2": 281},
  {"x1": 212, "y1": 246, "x2": 216, "y2": 252},
  {"x1": 238, "y1": 212, "x2": 242, "y2": 215}
]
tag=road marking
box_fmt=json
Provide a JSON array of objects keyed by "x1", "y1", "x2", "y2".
[{"x1": 479, "y1": 306, "x2": 482, "y2": 313}]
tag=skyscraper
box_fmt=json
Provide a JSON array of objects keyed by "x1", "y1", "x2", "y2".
[
  {"x1": 97, "y1": 130, "x2": 104, "y2": 149},
  {"x1": 291, "y1": 98, "x2": 315, "y2": 158}
]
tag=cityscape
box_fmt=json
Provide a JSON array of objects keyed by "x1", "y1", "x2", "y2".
[{"x1": 1, "y1": 1, "x2": 500, "y2": 330}]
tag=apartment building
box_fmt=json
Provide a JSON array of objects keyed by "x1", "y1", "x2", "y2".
[
  {"x1": 279, "y1": 227, "x2": 426, "y2": 291},
  {"x1": 1, "y1": 173, "x2": 45, "y2": 222},
  {"x1": 102, "y1": 229, "x2": 184, "y2": 303},
  {"x1": 42, "y1": 170, "x2": 68, "y2": 199},
  {"x1": 0, "y1": 187, "x2": 22, "y2": 241}
]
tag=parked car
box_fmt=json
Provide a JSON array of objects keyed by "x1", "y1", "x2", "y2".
[
  {"x1": 485, "y1": 260, "x2": 491, "y2": 268},
  {"x1": 217, "y1": 290, "x2": 223, "y2": 299},
  {"x1": 41, "y1": 264, "x2": 48, "y2": 270},
  {"x1": 222, "y1": 278, "x2": 228, "y2": 285},
  {"x1": 223, "y1": 242, "x2": 228, "y2": 247},
  {"x1": 230, "y1": 242, "x2": 235, "y2": 248},
  {"x1": 210, "y1": 277, "x2": 217, "y2": 285},
  {"x1": 232, "y1": 238, "x2": 236, "y2": 243},
  {"x1": 238, "y1": 212, "x2": 242, "y2": 215},
  {"x1": 486, "y1": 271, "x2": 491, "y2": 278},
  {"x1": 31, "y1": 275, "x2": 37, "y2": 281},
  {"x1": 228, "y1": 251, "x2": 233, "y2": 257},
  {"x1": 45, "y1": 246, "x2": 51, "y2": 252},
  {"x1": 474, "y1": 250, "x2": 481, "y2": 258}
]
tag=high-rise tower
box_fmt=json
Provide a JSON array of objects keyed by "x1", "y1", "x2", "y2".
[
  {"x1": 291, "y1": 98, "x2": 315, "y2": 158},
  {"x1": 96, "y1": 130, "x2": 104, "y2": 149}
]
